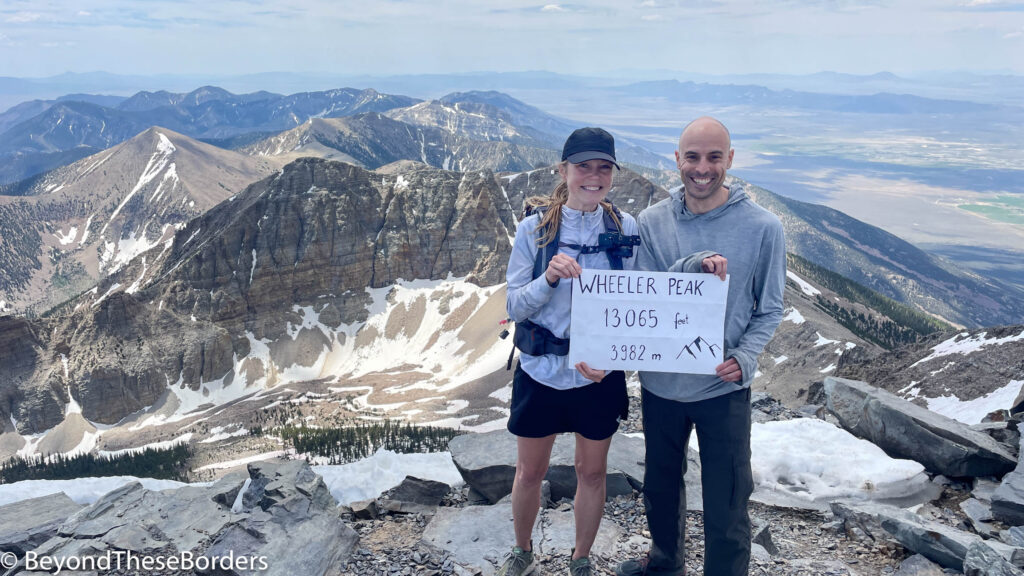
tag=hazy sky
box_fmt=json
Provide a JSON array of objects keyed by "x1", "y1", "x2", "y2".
[{"x1": 1, "y1": 0, "x2": 1022, "y2": 78}]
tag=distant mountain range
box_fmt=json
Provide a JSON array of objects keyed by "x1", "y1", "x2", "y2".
[
  {"x1": 0, "y1": 86, "x2": 675, "y2": 187},
  {"x1": 613, "y1": 80, "x2": 993, "y2": 114},
  {"x1": 0, "y1": 87, "x2": 418, "y2": 185}
]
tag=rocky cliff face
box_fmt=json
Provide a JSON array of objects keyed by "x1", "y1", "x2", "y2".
[{"x1": 0, "y1": 157, "x2": 521, "y2": 436}]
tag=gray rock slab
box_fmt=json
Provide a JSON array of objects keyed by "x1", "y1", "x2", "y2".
[
  {"x1": 894, "y1": 554, "x2": 946, "y2": 576},
  {"x1": 420, "y1": 503, "x2": 622, "y2": 576},
  {"x1": 420, "y1": 504, "x2": 525, "y2": 575},
  {"x1": 787, "y1": 559, "x2": 861, "y2": 575},
  {"x1": 994, "y1": 434, "x2": 1024, "y2": 526},
  {"x1": 1003, "y1": 526, "x2": 1024, "y2": 547},
  {"x1": 751, "y1": 516, "x2": 778, "y2": 556},
  {"x1": 385, "y1": 475, "x2": 451, "y2": 506},
  {"x1": 961, "y1": 498, "x2": 999, "y2": 538},
  {"x1": 15, "y1": 458, "x2": 357, "y2": 576},
  {"x1": 824, "y1": 377, "x2": 1017, "y2": 477},
  {"x1": 448, "y1": 430, "x2": 702, "y2": 510},
  {"x1": 964, "y1": 541, "x2": 1024, "y2": 576},
  {"x1": 351, "y1": 498, "x2": 380, "y2": 519},
  {"x1": 0, "y1": 492, "x2": 82, "y2": 554},
  {"x1": 832, "y1": 500, "x2": 1024, "y2": 571},
  {"x1": 976, "y1": 478, "x2": 1002, "y2": 504},
  {"x1": 750, "y1": 543, "x2": 772, "y2": 563}
]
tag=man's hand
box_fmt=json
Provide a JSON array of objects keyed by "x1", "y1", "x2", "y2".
[
  {"x1": 701, "y1": 254, "x2": 728, "y2": 281},
  {"x1": 575, "y1": 361, "x2": 606, "y2": 383},
  {"x1": 544, "y1": 253, "x2": 582, "y2": 286},
  {"x1": 715, "y1": 357, "x2": 742, "y2": 382}
]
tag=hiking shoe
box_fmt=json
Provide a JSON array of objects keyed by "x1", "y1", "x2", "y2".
[
  {"x1": 568, "y1": 555, "x2": 594, "y2": 576},
  {"x1": 615, "y1": 556, "x2": 649, "y2": 576},
  {"x1": 496, "y1": 545, "x2": 536, "y2": 576}
]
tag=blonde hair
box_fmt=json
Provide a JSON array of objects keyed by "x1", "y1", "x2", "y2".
[{"x1": 525, "y1": 162, "x2": 621, "y2": 248}]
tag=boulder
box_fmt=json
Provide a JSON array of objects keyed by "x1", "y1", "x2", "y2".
[
  {"x1": 964, "y1": 541, "x2": 1024, "y2": 576},
  {"x1": 381, "y1": 476, "x2": 451, "y2": 514},
  {"x1": 751, "y1": 516, "x2": 778, "y2": 556},
  {"x1": 972, "y1": 421, "x2": 1020, "y2": 455},
  {"x1": 961, "y1": 498, "x2": 999, "y2": 538},
  {"x1": 0, "y1": 493, "x2": 82, "y2": 554},
  {"x1": 894, "y1": 554, "x2": 946, "y2": 576},
  {"x1": 420, "y1": 503, "x2": 621, "y2": 576},
  {"x1": 447, "y1": 430, "x2": 703, "y2": 510},
  {"x1": 831, "y1": 501, "x2": 1024, "y2": 571},
  {"x1": 824, "y1": 377, "x2": 1016, "y2": 477},
  {"x1": 15, "y1": 458, "x2": 357, "y2": 576},
  {"x1": 1003, "y1": 527, "x2": 1024, "y2": 548},
  {"x1": 994, "y1": 434, "x2": 1024, "y2": 526},
  {"x1": 351, "y1": 499, "x2": 380, "y2": 520}
]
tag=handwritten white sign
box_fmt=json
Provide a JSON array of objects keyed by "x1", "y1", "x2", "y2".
[{"x1": 569, "y1": 269, "x2": 729, "y2": 374}]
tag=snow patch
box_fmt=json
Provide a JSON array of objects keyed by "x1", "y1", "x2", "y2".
[
  {"x1": 814, "y1": 332, "x2": 839, "y2": 347},
  {"x1": 783, "y1": 308, "x2": 805, "y2": 325},
  {"x1": 911, "y1": 330, "x2": 1024, "y2": 368},
  {"x1": 752, "y1": 419, "x2": 926, "y2": 505},
  {"x1": 924, "y1": 379, "x2": 1024, "y2": 425},
  {"x1": 0, "y1": 477, "x2": 194, "y2": 507},
  {"x1": 314, "y1": 448, "x2": 463, "y2": 506},
  {"x1": 54, "y1": 226, "x2": 79, "y2": 245},
  {"x1": 194, "y1": 451, "x2": 288, "y2": 472},
  {"x1": 98, "y1": 433, "x2": 193, "y2": 458},
  {"x1": 787, "y1": 271, "x2": 821, "y2": 296}
]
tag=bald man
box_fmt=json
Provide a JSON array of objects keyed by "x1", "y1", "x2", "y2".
[{"x1": 617, "y1": 117, "x2": 786, "y2": 576}]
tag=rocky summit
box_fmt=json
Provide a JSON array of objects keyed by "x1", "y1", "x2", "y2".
[{"x1": 8, "y1": 385, "x2": 1024, "y2": 576}]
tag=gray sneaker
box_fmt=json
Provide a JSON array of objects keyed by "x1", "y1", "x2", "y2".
[
  {"x1": 496, "y1": 545, "x2": 536, "y2": 576},
  {"x1": 568, "y1": 555, "x2": 594, "y2": 576}
]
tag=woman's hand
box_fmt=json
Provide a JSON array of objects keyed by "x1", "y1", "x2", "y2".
[
  {"x1": 544, "y1": 253, "x2": 582, "y2": 286},
  {"x1": 575, "y1": 361, "x2": 606, "y2": 383}
]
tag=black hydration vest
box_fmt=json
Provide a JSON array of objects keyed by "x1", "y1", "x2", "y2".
[{"x1": 508, "y1": 203, "x2": 640, "y2": 367}]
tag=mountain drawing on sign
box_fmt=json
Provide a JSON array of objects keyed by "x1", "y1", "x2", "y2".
[{"x1": 676, "y1": 336, "x2": 721, "y2": 361}]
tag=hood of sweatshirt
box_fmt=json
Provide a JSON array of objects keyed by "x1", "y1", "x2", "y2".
[{"x1": 669, "y1": 183, "x2": 749, "y2": 221}]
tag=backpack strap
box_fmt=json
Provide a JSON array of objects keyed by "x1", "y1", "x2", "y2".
[
  {"x1": 531, "y1": 206, "x2": 559, "y2": 281},
  {"x1": 602, "y1": 203, "x2": 625, "y2": 271}
]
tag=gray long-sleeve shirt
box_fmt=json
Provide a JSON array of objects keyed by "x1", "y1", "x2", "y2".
[
  {"x1": 635, "y1": 184, "x2": 786, "y2": 403},
  {"x1": 506, "y1": 204, "x2": 638, "y2": 390}
]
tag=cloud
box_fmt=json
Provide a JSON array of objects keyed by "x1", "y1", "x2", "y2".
[
  {"x1": 641, "y1": 13, "x2": 663, "y2": 20},
  {"x1": 639, "y1": 0, "x2": 659, "y2": 6},
  {"x1": 5, "y1": 12, "x2": 42, "y2": 23},
  {"x1": 958, "y1": 1, "x2": 1024, "y2": 10},
  {"x1": 77, "y1": 11, "x2": 91, "y2": 17},
  {"x1": 541, "y1": 4, "x2": 567, "y2": 11},
  {"x1": 1005, "y1": 28, "x2": 1024, "y2": 37}
]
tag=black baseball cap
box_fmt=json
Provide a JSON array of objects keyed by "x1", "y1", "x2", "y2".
[{"x1": 561, "y1": 127, "x2": 620, "y2": 169}]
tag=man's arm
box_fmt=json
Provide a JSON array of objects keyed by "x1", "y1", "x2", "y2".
[
  {"x1": 728, "y1": 222, "x2": 787, "y2": 387},
  {"x1": 636, "y1": 209, "x2": 719, "y2": 273}
]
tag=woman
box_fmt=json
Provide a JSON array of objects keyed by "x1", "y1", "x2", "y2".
[{"x1": 500, "y1": 127, "x2": 637, "y2": 576}]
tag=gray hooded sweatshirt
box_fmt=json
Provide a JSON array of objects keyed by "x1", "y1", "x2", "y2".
[{"x1": 636, "y1": 184, "x2": 786, "y2": 403}]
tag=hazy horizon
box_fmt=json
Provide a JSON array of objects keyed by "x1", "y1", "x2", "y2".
[{"x1": 1, "y1": 1, "x2": 1022, "y2": 79}]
